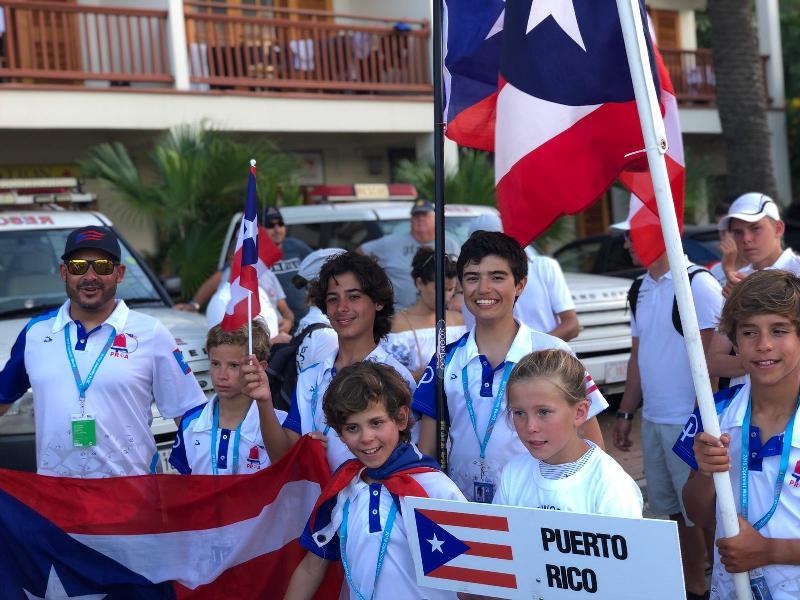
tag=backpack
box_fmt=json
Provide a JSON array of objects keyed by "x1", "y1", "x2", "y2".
[
  {"x1": 626, "y1": 265, "x2": 712, "y2": 337},
  {"x1": 266, "y1": 323, "x2": 329, "y2": 412}
]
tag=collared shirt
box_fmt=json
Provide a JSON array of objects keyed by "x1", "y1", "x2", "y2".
[
  {"x1": 630, "y1": 262, "x2": 723, "y2": 424},
  {"x1": 674, "y1": 383, "x2": 800, "y2": 599},
  {"x1": 412, "y1": 322, "x2": 608, "y2": 500},
  {"x1": 283, "y1": 345, "x2": 417, "y2": 472},
  {"x1": 0, "y1": 300, "x2": 205, "y2": 478},
  {"x1": 169, "y1": 395, "x2": 286, "y2": 475},
  {"x1": 300, "y1": 468, "x2": 463, "y2": 599},
  {"x1": 739, "y1": 247, "x2": 800, "y2": 278}
]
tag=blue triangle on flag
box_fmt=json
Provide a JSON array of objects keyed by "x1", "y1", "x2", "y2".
[{"x1": 413, "y1": 509, "x2": 470, "y2": 575}]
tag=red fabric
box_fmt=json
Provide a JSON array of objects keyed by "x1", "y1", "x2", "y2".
[{"x1": 446, "y1": 90, "x2": 499, "y2": 152}]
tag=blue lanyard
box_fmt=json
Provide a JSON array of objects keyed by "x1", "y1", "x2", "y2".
[
  {"x1": 64, "y1": 325, "x2": 116, "y2": 416},
  {"x1": 211, "y1": 400, "x2": 243, "y2": 475},
  {"x1": 339, "y1": 495, "x2": 398, "y2": 600},
  {"x1": 310, "y1": 384, "x2": 331, "y2": 435},
  {"x1": 462, "y1": 362, "x2": 514, "y2": 459},
  {"x1": 739, "y1": 394, "x2": 798, "y2": 530}
]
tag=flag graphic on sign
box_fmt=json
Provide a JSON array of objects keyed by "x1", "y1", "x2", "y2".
[
  {"x1": 413, "y1": 507, "x2": 517, "y2": 590},
  {"x1": 221, "y1": 162, "x2": 265, "y2": 332},
  {"x1": 0, "y1": 437, "x2": 342, "y2": 599}
]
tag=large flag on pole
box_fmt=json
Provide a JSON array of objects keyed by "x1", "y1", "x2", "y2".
[
  {"x1": 0, "y1": 437, "x2": 342, "y2": 598},
  {"x1": 443, "y1": 0, "x2": 685, "y2": 267},
  {"x1": 221, "y1": 161, "x2": 263, "y2": 332}
]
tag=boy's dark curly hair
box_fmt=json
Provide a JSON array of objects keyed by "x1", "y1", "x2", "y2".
[
  {"x1": 456, "y1": 231, "x2": 528, "y2": 285},
  {"x1": 311, "y1": 251, "x2": 394, "y2": 342}
]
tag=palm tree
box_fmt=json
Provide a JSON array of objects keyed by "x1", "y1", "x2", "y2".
[
  {"x1": 706, "y1": 0, "x2": 778, "y2": 199},
  {"x1": 80, "y1": 123, "x2": 300, "y2": 297}
]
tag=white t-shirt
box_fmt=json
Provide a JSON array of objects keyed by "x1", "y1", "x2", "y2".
[
  {"x1": 7, "y1": 300, "x2": 205, "y2": 477},
  {"x1": 283, "y1": 345, "x2": 417, "y2": 472},
  {"x1": 462, "y1": 256, "x2": 575, "y2": 334},
  {"x1": 630, "y1": 264, "x2": 723, "y2": 424},
  {"x1": 676, "y1": 383, "x2": 800, "y2": 599},
  {"x1": 494, "y1": 443, "x2": 643, "y2": 518},
  {"x1": 168, "y1": 395, "x2": 286, "y2": 475},
  {"x1": 384, "y1": 325, "x2": 467, "y2": 374},
  {"x1": 412, "y1": 323, "x2": 608, "y2": 501},
  {"x1": 304, "y1": 467, "x2": 464, "y2": 600}
]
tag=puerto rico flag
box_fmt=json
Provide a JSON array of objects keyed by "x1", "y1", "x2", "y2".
[
  {"x1": 221, "y1": 162, "x2": 265, "y2": 332},
  {"x1": 0, "y1": 437, "x2": 341, "y2": 598}
]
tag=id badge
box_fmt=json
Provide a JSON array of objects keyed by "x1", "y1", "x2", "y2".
[
  {"x1": 749, "y1": 568, "x2": 773, "y2": 600},
  {"x1": 473, "y1": 480, "x2": 495, "y2": 504},
  {"x1": 71, "y1": 414, "x2": 97, "y2": 447}
]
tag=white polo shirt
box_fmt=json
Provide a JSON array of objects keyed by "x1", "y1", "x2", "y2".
[
  {"x1": 739, "y1": 247, "x2": 800, "y2": 278},
  {"x1": 462, "y1": 256, "x2": 575, "y2": 333},
  {"x1": 302, "y1": 468, "x2": 464, "y2": 599},
  {"x1": 283, "y1": 345, "x2": 417, "y2": 472},
  {"x1": 168, "y1": 395, "x2": 286, "y2": 475},
  {"x1": 412, "y1": 322, "x2": 608, "y2": 501},
  {"x1": 677, "y1": 383, "x2": 800, "y2": 599},
  {"x1": 0, "y1": 300, "x2": 205, "y2": 478},
  {"x1": 630, "y1": 264, "x2": 723, "y2": 424}
]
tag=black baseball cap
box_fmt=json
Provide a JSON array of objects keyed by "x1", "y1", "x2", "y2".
[
  {"x1": 410, "y1": 198, "x2": 434, "y2": 215},
  {"x1": 62, "y1": 226, "x2": 122, "y2": 261},
  {"x1": 264, "y1": 206, "x2": 284, "y2": 223}
]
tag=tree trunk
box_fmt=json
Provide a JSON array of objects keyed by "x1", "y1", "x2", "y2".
[{"x1": 707, "y1": 0, "x2": 778, "y2": 199}]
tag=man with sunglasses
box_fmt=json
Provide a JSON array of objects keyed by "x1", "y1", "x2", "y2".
[
  {"x1": 0, "y1": 226, "x2": 206, "y2": 477},
  {"x1": 708, "y1": 193, "x2": 800, "y2": 386},
  {"x1": 357, "y1": 198, "x2": 460, "y2": 309}
]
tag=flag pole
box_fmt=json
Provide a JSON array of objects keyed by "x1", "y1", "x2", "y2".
[
  {"x1": 247, "y1": 289, "x2": 253, "y2": 358},
  {"x1": 615, "y1": 1, "x2": 750, "y2": 598},
  {"x1": 432, "y1": 0, "x2": 448, "y2": 470}
]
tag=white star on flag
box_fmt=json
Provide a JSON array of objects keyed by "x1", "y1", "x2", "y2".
[
  {"x1": 527, "y1": 0, "x2": 586, "y2": 51},
  {"x1": 242, "y1": 216, "x2": 257, "y2": 243},
  {"x1": 428, "y1": 533, "x2": 445, "y2": 553},
  {"x1": 24, "y1": 566, "x2": 106, "y2": 600},
  {"x1": 485, "y1": 4, "x2": 504, "y2": 39}
]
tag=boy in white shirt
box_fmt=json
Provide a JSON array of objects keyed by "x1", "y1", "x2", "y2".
[
  {"x1": 413, "y1": 231, "x2": 607, "y2": 502},
  {"x1": 170, "y1": 320, "x2": 284, "y2": 474}
]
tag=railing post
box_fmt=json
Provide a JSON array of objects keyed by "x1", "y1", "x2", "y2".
[{"x1": 167, "y1": 0, "x2": 190, "y2": 90}]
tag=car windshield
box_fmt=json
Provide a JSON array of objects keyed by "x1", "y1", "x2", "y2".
[
  {"x1": 0, "y1": 228, "x2": 164, "y2": 318},
  {"x1": 287, "y1": 215, "x2": 481, "y2": 250}
]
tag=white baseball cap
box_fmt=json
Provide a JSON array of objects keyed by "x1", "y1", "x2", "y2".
[
  {"x1": 718, "y1": 192, "x2": 780, "y2": 231},
  {"x1": 293, "y1": 248, "x2": 346, "y2": 288},
  {"x1": 467, "y1": 213, "x2": 503, "y2": 236}
]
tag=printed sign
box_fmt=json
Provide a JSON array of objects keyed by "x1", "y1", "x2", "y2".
[{"x1": 403, "y1": 497, "x2": 685, "y2": 599}]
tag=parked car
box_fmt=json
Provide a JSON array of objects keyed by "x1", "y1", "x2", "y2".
[
  {"x1": 223, "y1": 203, "x2": 634, "y2": 395},
  {"x1": 0, "y1": 199, "x2": 212, "y2": 472},
  {"x1": 553, "y1": 225, "x2": 722, "y2": 279}
]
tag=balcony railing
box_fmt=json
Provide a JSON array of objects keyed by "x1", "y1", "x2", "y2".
[
  {"x1": 660, "y1": 48, "x2": 771, "y2": 105},
  {"x1": 183, "y1": 2, "x2": 431, "y2": 94},
  {"x1": 0, "y1": 1, "x2": 173, "y2": 85}
]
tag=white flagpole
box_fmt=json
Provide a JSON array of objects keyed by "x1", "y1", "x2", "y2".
[
  {"x1": 615, "y1": 1, "x2": 751, "y2": 598},
  {"x1": 247, "y1": 289, "x2": 253, "y2": 358}
]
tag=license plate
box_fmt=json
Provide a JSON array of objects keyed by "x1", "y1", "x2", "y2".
[{"x1": 604, "y1": 360, "x2": 628, "y2": 383}]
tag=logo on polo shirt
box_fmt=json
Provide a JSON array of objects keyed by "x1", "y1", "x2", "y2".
[
  {"x1": 246, "y1": 445, "x2": 266, "y2": 470},
  {"x1": 110, "y1": 332, "x2": 138, "y2": 359},
  {"x1": 790, "y1": 459, "x2": 800, "y2": 488},
  {"x1": 172, "y1": 349, "x2": 192, "y2": 374}
]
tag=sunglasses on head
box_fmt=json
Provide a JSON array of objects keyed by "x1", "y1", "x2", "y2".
[
  {"x1": 422, "y1": 253, "x2": 458, "y2": 269},
  {"x1": 265, "y1": 220, "x2": 285, "y2": 229},
  {"x1": 65, "y1": 259, "x2": 118, "y2": 276}
]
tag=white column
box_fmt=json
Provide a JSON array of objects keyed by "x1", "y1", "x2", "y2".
[
  {"x1": 167, "y1": 0, "x2": 191, "y2": 91},
  {"x1": 755, "y1": 0, "x2": 784, "y2": 109}
]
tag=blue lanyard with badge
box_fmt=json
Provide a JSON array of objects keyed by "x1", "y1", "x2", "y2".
[
  {"x1": 462, "y1": 361, "x2": 514, "y2": 503},
  {"x1": 210, "y1": 400, "x2": 243, "y2": 475},
  {"x1": 339, "y1": 494, "x2": 397, "y2": 600},
  {"x1": 739, "y1": 394, "x2": 798, "y2": 600},
  {"x1": 65, "y1": 325, "x2": 116, "y2": 448}
]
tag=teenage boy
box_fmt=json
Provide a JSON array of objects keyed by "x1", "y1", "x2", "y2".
[
  {"x1": 708, "y1": 194, "x2": 800, "y2": 389},
  {"x1": 676, "y1": 270, "x2": 800, "y2": 599},
  {"x1": 613, "y1": 237, "x2": 723, "y2": 600},
  {"x1": 169, "y1": 320, "x2": 285, "y2": 475},
  {"x1": 253, "y1": 251, "x2": 415, "y2": 471},
  {"x1": 284, "y1": 361, "x2": 464, "y2": 600},
  {"x1": 413, "y1": 231, "x2": 608, "y2": 502}
]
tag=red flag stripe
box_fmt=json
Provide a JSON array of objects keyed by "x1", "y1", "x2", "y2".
[
  {"x1": 417, "y1": 509, "x2": 509, "y2": 531},
  {"x1": 464, "y1": 540, "x2": 514, "y2": 560},
  {"x1": 0, "y1": 437, "x2": 329, "y2": 535},
  {"x1": 428, "y1": 565, "x2": 518, "y2": 589}
]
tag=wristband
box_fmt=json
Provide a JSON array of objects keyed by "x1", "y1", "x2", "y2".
[
  {"x1": 616, "y1": 410, "x2": 635, "y2": 421},
  {"x1": 189, "y1": 300, "x2": 201, "y2": 312}
]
